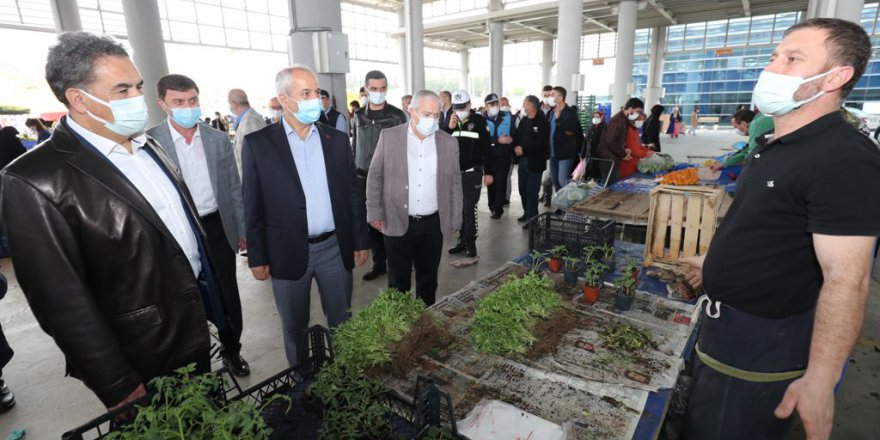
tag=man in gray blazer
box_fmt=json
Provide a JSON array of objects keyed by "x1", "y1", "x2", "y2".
[
  {"x1": 366, "y1": 90, "x2": 462, "y2": 306},
  {"x1": 148, "y1": 74, "x2": 250, "y2": 377},
  {"x1": 228, "y1": 88, "x2": 267, "y2": 176}
]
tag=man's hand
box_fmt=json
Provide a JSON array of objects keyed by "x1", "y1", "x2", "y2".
[
  {"x1": 238, "y1": 238, "x2": 247, "y2": 251},
  {"x1": 251, "y1": 265, "x2": 270, "y2": 280},
  {"x1": 514, "y1": 146, "x2": 524, "y2": 157},
  {"x1": 498, "y1": 135, "x2": 513, "y2": 144},
  {"x1": 448, "y1": 114, "x2": 459, "y2": 130},
  {"x1": 369, "y1": 220, "x2": 385, "y2": 233},
  {"x1": 678, "y1": 255, "x2": 705, "y2": 290},
  {"x1": 109, "y1": 383, "x2": 146, "y2": 414},
  {"x1": 774, "y1": 374, "x2": 836, "y2": 440},
  {"x1": 483, "y1": 175, "x2": 494, "y2": 186},
  {"x1": 354, "y1": 250, "x2": 368, "y2": 267},
  {"x1": 709, "y1": 162, "x2": 723, "y2": 171}
]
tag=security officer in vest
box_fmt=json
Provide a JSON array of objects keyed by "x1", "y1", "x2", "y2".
[
  {"x1": 442, "y1": 89, "x2": 491, "y2": 257},
  {"x1": 352, "y1": 70, "x2": 408, "y2": 281},
  {"x1": 318, "y1": 89, "x2": 348, "y2": 134},
  {"x1": 484, "y1": 93, "x2": 514, "y2": 219}
]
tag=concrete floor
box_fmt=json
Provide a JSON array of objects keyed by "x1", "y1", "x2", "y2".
[{"x1": 0, "y1": 129, "x2": 878, "y2": 438}]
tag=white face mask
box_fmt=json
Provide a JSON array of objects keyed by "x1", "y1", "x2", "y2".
[
  {"x1": 455, "y1": 110, "x2": 470, "y2": 121},
  {"x1": 414, "y1": 113, "x2": 439, "y2": 136},
  {"x1": 78, "y1": 89, "x2": 149, "y2": 137},
  {"x1": 368, "y1": 91, "x2": 386, "y2": 105},
  {"x1": 627, "y1": 112, "x2": 640, "y2": 121},
  {"x1": 592, "y1": 117, "x2": 601, "y2": 125},
  {"x1": 542, "y1": 97, "x2": 550, "y2": 106},
  {"x1": 547, "y1": 96, "x2": 557, "y2": 107},
  {"x1": 752, "y1": 68, "x2": 840, "y2": 116},
  {"x1": 272, "y1": 109, "x2": 283, "y2": 120},
  {"x1": 488, "y1": 106, "x2": 500, "y2": 117},
  {"x1": 734, "y1": 127, "x2": 747, "y2": 136},
  {"x1": 500, "y1": 106, "x2": 511, "y2": 113},
  {"x1": 635, "y1": 120, "x2": 644, "y2": 128}
]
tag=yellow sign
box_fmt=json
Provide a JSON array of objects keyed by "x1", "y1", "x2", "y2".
[{"x1": 592, "y1": 58, "x2": 605, "y2": 65}]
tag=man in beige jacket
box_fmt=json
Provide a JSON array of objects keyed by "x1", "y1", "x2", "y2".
[
  {"x1": 366, "y1": 90, "x2": 462, "y2": 306},
  {"x1": 228, "y1": 88, "x2": 267, "y2": 175}
]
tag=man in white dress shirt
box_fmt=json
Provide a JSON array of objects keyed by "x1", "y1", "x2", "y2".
[{"x1": 147, "y1": 73, "x2": 250, "y2": 377}]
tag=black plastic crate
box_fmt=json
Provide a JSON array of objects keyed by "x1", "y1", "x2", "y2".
[{"x1": 528, "y1": 212, "x2": 615, "y2": 259}]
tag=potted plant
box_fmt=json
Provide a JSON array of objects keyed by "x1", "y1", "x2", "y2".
[
  {"x1": 582, "y1": 260, "x2": 608, "y2": 304},
  {"x1": 623, "y1": 257, "x2": 640, "y2": 281},
  {"x1": 547, "y1": 245, "x2": 568, "y2": 273},
  {"x1": 530, "y1": 250, "x2": 548, "y2": 274},
  {"x1": 583, "y1": 244, "x2": 602, "y2": 262},
  {"x1": 601, "y1": 244, "x2": 616, "y2": 273},
  {"x1": 613, "y1": 273, "x2": 637, "y2": 311},
  {"x1": 562, "y1": 256, "x2": 581, "y2": 284}
]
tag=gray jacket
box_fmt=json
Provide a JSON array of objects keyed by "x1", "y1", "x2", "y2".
[
  {"x1": 352, "y1": 103, "x2": 408, "y2": 172},
  {"x1": 366, "y1": 124, "x2": 462, "y2": 241},
  {"x1": 147, "y1": 121, "x2": 245, "y2": 251},
  {"x1": 232, "y1": 108, "x2": 267, "y2": 176}
]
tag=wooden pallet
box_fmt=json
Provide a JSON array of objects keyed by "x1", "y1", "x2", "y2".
[{"x1": 644, "y1": 185, "x2": 726, "y2": 271}]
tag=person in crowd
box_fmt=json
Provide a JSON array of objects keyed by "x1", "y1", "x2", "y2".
[
  {"x1": 359, "y1": 86, "x2": 368, "y2": 106},
  {"x1": 540, "y1": 85, "x2": 553, "y2": 116},
  {"x1": 680, "y1": 18, "x2": 880, "y2": 440},
  {"x1": 500, "y1": 96, "x2": 515, "y2": 206},
  {"x1": 401, "y1": 94, "x2": 413, "y2": 121},
  {"x1": 666, "y1": 105, "x2": 682, "y2": 138},
  {"x1": 204, "y1": 117, "x2": 212, "y2": 125},
  {"x1": 212, "y1": 111, "x2": 228, "y2": 132},
  {"x1": 548, "y1": 86, "x2": 583, "y2": 191},
  {"x1": 688, "y1": 106, "x2": 700, "y2": 135},
  {"x1": 500, "y1": 97, "x2": 512, "y2": 114},
  {"x1": 484, "y1": 93, "x2": 513, "y2": 219},
  {"x1": 268, "y1": 97, "x2": 283, "y2": 124},
  {"x1": 349, "y1": 100, "x2": 361, "y2": 118},
  {"x1": 0, "y1": 126, "x2": 25, "y2": 170},
  {"x1": 366, "y1": 90, "x2": 462, "y2": 306},
  {"x1": 641, "y1": 104, "x2": 665, "y2": 152},
  {"x1": 539, "y1": 85, "x2": 554, "y2": 205},
  {"x1": 242, "y1": 65, "x2": 369, "y2": 367},
  {"x1": 710, "y1": 109, "x2": 776, "y2": 171},
  {"x1": 352, "y1": 70, "x2": 408, "y2": 281},
  {"x1": 318, "y1": 89, "x2": 347, "y2": 134},
  {"x1": 597, "y1": 98, "x2": 644, "y2": 184},
  {"x1": 147, "y1": 73, "x2": 250, "y2": 377},
  {"x1": 619, "y1": 112, "x2": 654, "y2": 179},
  {"x1": 25, "y1": 118, "x2": 51, "y2": 143},
  {"x1": 228, "y1": 88, "x2": 266, "y2": 175},
  {"x1": 514, "y1": 95, "x2": 549, "y2": 229},
  {"x1": 442, "y1": 89, "x2": 490, "y2": 258},
  {"x1": 584, "y1": 109, "x2": 607, "y2": 181},
  {"x1": 0, "y1": 272, "x2": 14, "y2": 413},
  {"x1": 439, "y1": 90, "x2": 453, "y2": 129},
  {"x1": 1, "y1": 31, "x2": 216, "y2": 411}
]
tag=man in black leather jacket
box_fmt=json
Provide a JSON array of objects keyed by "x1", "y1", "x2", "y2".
[
  {"x1": 351, "y1": 70, "x2": 407, "y2": 281},
  {"x1": 0, "y1": 32, "x2": 213, "y2": 411}
]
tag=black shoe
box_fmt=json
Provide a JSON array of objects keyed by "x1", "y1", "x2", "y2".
[
  {"x1": 362, "y1": 267, "x2": 386, "y2": 281},
  {"x1": 222, "y1": 353, "x2": 251, "y2": 377},
  {"x1": 491, "y1": 210, "x2": 503, "y2": 220},
  {"x1": 522, "y1": 223, "x2": 530, "y2": 230},
  {"x1": 448, "y1": 244, "x2": 466, "y2": 254},
  {"x1": 0, "y1": 379, "x2": 16, "y2": 413},
  {"x1": 503, "y1": 200, "x2": 510, "y2": 207},
  {"x1": 466, "y1": 247, "x2": 478, "y2": 258},
  {"x1": 517, "y1": 215, "x2": 528, "y2": 222}
]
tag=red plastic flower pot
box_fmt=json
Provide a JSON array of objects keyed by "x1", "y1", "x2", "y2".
[
  {"x1": 583, "y1": 285, "x2": 600, "y2": 304},
  {"x1": 548, "y1": 257, "x2": 563, "y2": 273}
]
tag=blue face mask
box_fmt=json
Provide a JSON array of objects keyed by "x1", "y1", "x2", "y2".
[
  {"x1": 170, "y1": 106, "x2": 202, "y2": 129},
  {"x1": 79, "y1": 89, "x2": 149, "y2": 137},
  {"x1": 287, "y1": 96, "x2": 322, "y2": 125}
]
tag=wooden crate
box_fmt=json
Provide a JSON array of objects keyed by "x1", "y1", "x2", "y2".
[{"x1": 644, "y1": 185, "x2": 726, "y2": 270}]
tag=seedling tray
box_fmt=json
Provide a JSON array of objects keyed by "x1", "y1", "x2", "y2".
[{"x1": 528, "y1": 212, "x2": 615, "y2": 259}]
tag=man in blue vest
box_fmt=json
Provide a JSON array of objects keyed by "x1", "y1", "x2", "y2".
[
  {"x1": 484, "y1": 93, "x2": 514, "y2": 219},
  {"x1": 318, "y1": 89, "x2": 348, "y2": 134}
]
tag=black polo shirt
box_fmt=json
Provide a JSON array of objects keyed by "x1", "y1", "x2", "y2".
[{"x1": 702, "y1": 111, "x2": 880, "y2": 318}]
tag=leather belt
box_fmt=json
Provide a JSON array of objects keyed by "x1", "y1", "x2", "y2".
[
  {"x1": 408, "y1": 212, "x2": 438, "y2": 222},
  {"x1": 307, "y1": 230, "x2": 336, "y2": 244}
]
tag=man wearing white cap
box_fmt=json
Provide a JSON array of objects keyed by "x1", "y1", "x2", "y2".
[{"x1": 442, "y1": 89, "x2": 491, "y2": 257}]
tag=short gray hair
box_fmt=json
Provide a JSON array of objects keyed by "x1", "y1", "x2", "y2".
[
  {"x1": 410, "y1": 90, "x2": 441, "y2": 111},
  {"x1": 276, "y1": 65, "x2": 318, "y2": 96},
  {"x1": 228, "y1": 88, "x2": 249, "y2": 106},
  {"x1": 45, "y1": 32, "x2": 129, "y2": 107}
]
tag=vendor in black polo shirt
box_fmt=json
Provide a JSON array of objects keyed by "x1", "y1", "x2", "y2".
[{"x1": 679, "y1": 18, "x2": 880, "y2": 440}]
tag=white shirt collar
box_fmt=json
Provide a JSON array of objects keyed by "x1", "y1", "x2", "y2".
[
  {"x1": 167, "y1": 119, "x2": 201, "y2": 145},
  {"x1": 66, "y1": 115, "x2": 147, "y2": 156}
]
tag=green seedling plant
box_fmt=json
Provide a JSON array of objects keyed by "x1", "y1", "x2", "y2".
[
  {"x1": 583, "y1": 245, "x2": 601, "y2": 261},
  {"x1": 563, "y1": 256, "x2": 581, "y2": 271},
  {"x1": 548, "y1": 245, "x2": 569, "y2": 259},
  {"x1": 471, "y1": 272, "x2": 562, "y2": 355},
  {"x1": 623, "y1": 257, "x2": 640, "y2": 276},
  {"x1": 614, "y1": 273, "x2": 637, "y2": 296},
  {"x1": 601, "y1": 245, "x2": 616, "y2": 261},
  {"x1": 106, "y1": 363, "x2": 281, "y2": 440},
  {"x1": 584, "y1": 260, "x2": 609, "y2": 288},
  {"x1": 602, "y1": 323, "x2": 653, "y2": 352},
  {"x1": 530, "y1": 250, "x2": 548, "y2": 273}
]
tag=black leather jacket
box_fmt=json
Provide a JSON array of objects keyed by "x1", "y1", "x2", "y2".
[
  {"x1": 352, "y1": 103, "x2": 407, "y2": 172},
  {"x1": 0, "y1": 119, "x2": 211, "y2": 407}
]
